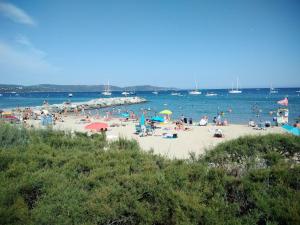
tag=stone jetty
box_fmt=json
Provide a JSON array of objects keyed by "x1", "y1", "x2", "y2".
[{"x1": 49, "y1": 96, "x2": 146, "y2": 112}]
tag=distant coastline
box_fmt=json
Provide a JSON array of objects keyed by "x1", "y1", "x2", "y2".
[
  {"x1": 0, "y1": 84, "x2": 299, "y2": 93},
  {"x1": 0, "y1": 84, "x2": 179, "y2": 93}
]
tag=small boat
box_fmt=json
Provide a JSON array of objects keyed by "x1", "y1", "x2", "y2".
[
  {"x1": 129, "y1": 89, "x2": 135, "y2": 95},
  {"x1": 189, "y1": 81, "x2": 201, "y2": 95},
  {"x1": 68, "y1": 93, "x2": 73, "y2": 97},
  {"x1": 121, "y1": 91, "x2": 130, "y2": 96},
  {"x1": 205, "y1": 92, "x2": 218, "y2": 96},
  {"x1": 270, "y1": 84, "x2": 278, "y2": 94},
  {"x1": 189, "y1": 90, "x2": 201, "y2": 95},
  {"x1": 296, "y1": 90, "x2": 300, "y2": 93},
  {"x1": 229, "y1": 77, "x2": 242, "y2": 94},
  {"x1": 152, "y1": 91, "x2": 159, "y2": 95},
  {"x1": 102, "y1": 81, "x2": 112, "y2": 96},
  {"x1": 0, "y1": 94, "x2": 2, "y2": 97},
  {"x1": 171, "y1": 92, "x2": 181, "y2": 96}
]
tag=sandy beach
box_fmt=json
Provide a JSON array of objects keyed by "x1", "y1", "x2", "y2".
[{"x1": 27, "y1": 115, "x2": 284, "y2": 159}]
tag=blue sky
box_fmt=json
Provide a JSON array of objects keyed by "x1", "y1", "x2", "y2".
[{"x1": 0, "y1": 0, "x2": 299, "y2": 88}]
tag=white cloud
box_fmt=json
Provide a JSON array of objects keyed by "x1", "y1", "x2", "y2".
[
  {"x1": 15, "y1": 34, "x2": 46, "y2": 57},
  {"x1": 0, "y1": 2, "x2": 36, "y2": 26},
  {"x1": 0, "y1": 38, "x2": 59, "y2": 76}
]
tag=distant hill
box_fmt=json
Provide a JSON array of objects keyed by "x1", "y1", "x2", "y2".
[{"x1": 0, "y1": 84, "x2": 179, "y2": 93}]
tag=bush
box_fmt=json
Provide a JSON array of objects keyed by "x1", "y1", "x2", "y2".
[{"x1": 0, "y1": 124, "x2": 299, "y2": 225}]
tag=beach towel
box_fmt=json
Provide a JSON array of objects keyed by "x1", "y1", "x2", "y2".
[{"x1": 162, "y1": 133, "x2": 177, "y2": 139}]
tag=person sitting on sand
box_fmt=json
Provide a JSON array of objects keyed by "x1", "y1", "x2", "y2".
[
  {"x1": 180, "y1": 114, "x2": 184, "y2": 123},
  {"x1": 175, "y1": 121, "x2": 182, "y2": 130},
  {"x1": 216, "y1": 115, "x2": 222, "y2": 126},
  {"x1": 248, "y1": 119, "x2": 256, "y2": 127},
  {"x1": 213, "y1": 116, "x2": 217, "y2": 124},
  {"x1": 199, "y1": 116, "x2": 208, "y2": 126}
]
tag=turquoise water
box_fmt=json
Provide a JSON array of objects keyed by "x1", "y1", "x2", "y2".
[{"x1": 0, "y1": 88, "x2": 299, "y2": 124}]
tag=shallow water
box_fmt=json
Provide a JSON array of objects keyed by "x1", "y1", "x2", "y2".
[{"x1": 0, "y1": 88, "x2": 299, "y2": 124}]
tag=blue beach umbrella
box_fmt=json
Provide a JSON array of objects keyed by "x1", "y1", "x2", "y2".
[
  {"x1": 151, "y1": 116, "x2": 164, "y2": 123},
  {"x1": 121, "y1": 113, "x2": 130, "y2": 118},
  {"x1": 282, "y1": 124, "x2": 293, "y2": 131},
  {"x1": 290, "y1": 127, "x2": 300, "y2": 136},
  {"x1": 140, "y1": 114, "x2": 145, "y2": 126},
  {"x1": 282, "y1": 125, "x2": 300, "y2": 136}
]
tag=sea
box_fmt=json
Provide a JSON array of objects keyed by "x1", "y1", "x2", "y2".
[{"x1": 0, "y1": 88, "x2": 299, "y2": 124}]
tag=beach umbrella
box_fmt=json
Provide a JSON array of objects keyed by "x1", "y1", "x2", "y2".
[
  {"x1": 85, "y1": 122, "x2": 108, "y2": 131},
  {"x1": 3, "y1": 115, "x2": 19, "y2": 122},
  {"x1": 2, "y1": 111, "x2": 12, "y2": 116},
  {"x1": 282, "y1": 124, "x2": 293, "y2": 131},
  {"x1": 159, "y1": 109, "x2": 172, "y2": 115},
  {"x1": 140, "y1": 114, "x2": 145, "y2": 126},
  {"x1": 151, "y1": 116, "x2": 164, "y2": 122},
  {"x1": 4, "y1": 115, "x2": 18, "y2": 120},
  {"x1": 282, "y1": 125, "x2": 300, "y2": 136},
  {"x1": 290, "y1": 127, "x2": 300, "y2": 136},
  {"x1": 121, "y1": 113, "x2": 130, "y2": 118}
]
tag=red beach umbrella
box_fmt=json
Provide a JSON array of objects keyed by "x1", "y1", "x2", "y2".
[{"x1": 85, "y1": 122, "x2": 108, "y2": 131}]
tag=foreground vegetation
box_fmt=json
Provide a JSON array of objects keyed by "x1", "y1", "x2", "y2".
[{"x1": 0, "y1": 124, "x2": 299, "y2": 225}]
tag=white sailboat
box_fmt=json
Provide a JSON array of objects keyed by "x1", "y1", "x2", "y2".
[
  {"x1": 102, "y1": 81, "x2": 112, "y2": 96},
  {"x1": 270, "y1": 84, "x2": 278, "y2": 94},
  {"x1": 229, "y1": 78, "x2": 242, "y2": 94},
  {"x1": 68, "y1": 93, "x2": 73, "y2": 97},
  {"x1": 189, "y1": 81, "x2": 201, "y2": 95}
]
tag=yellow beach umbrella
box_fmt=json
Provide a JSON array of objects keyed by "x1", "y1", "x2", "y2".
[{"x1": 159, "y1": 109, "x2": 172, "y2": 115}]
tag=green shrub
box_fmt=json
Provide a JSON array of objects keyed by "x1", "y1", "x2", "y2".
[
  {"x1": 0, "y1": 124, "x2": 299, "y2": 225},
  {"x1": 0, "y1": 124, "x2": 29, "y2": 148}
]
